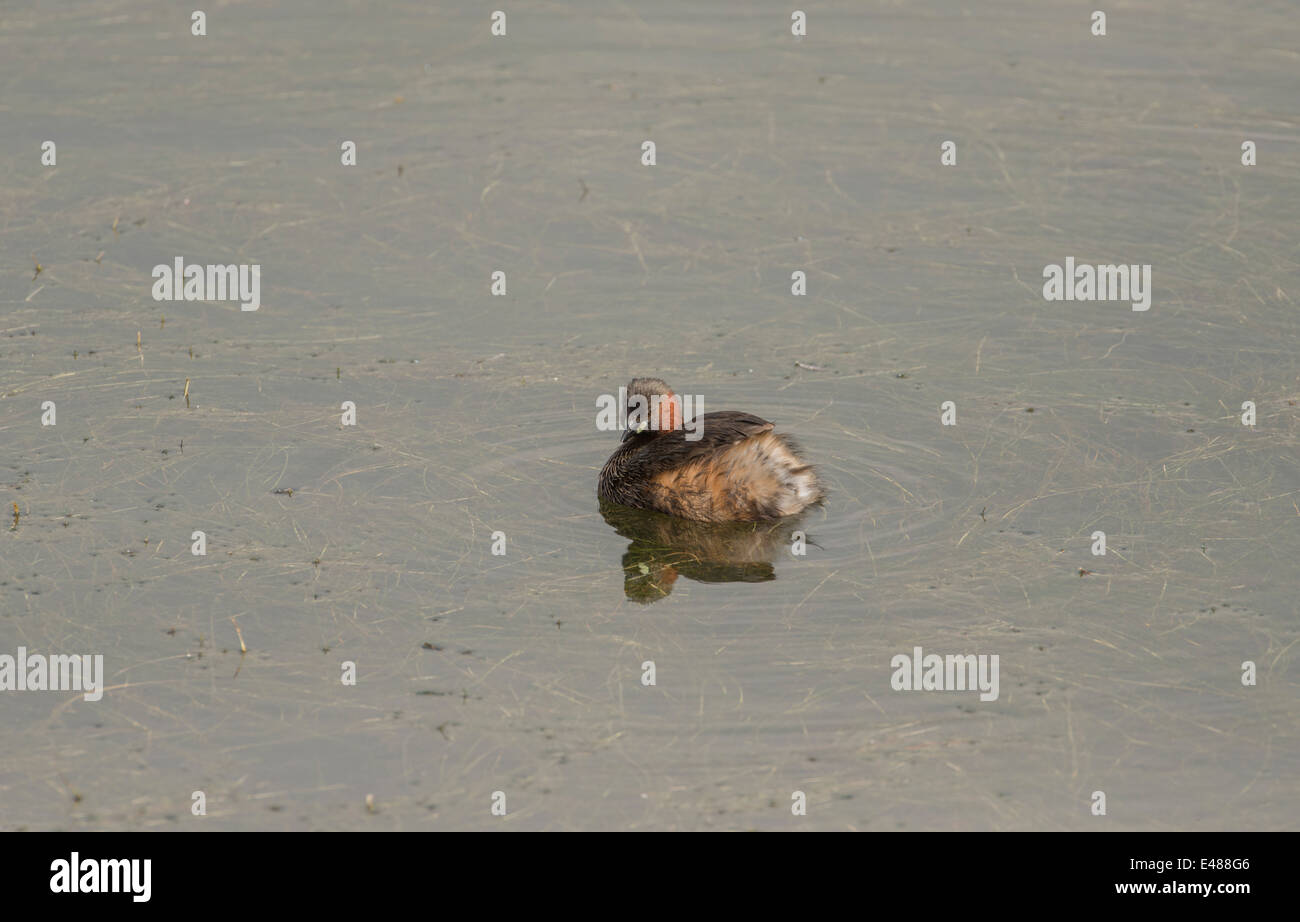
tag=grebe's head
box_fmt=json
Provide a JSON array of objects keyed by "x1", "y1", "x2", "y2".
[{"x1": 624, "y1": 377, "x2": 680, "y2": 441}]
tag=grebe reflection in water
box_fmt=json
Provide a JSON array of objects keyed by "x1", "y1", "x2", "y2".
[{"x1": 599, "y1": 499, "x2": 815, "y2": 603}]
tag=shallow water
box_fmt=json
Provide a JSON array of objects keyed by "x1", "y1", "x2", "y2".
[{"x1": 1, "y1": 0, "x2": 1298, "y2": 829}]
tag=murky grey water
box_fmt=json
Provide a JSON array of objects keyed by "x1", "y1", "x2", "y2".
[{"x1": 2, "y1": 0, "x2": 1297, "y2": 830}]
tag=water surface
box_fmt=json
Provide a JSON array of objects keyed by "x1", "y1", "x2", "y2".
[{"x1": 1, "y1": 0, "x2": 1297, "y2": 830}]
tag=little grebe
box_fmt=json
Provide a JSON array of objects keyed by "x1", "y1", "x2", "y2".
[{"x1": 598, "y1": 378, "x2": 825, "y2": 523}]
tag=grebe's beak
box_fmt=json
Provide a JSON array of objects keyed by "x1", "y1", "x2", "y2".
[{"x1": 621, "y1": 419, "x2": 649, "y2": 442}]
